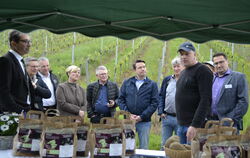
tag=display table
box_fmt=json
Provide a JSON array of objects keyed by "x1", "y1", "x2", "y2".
[{"x1": 0, "y1": 149, "x2": 168, "y2": 158}]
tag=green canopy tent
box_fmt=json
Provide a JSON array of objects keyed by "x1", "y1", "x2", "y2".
[{"x1": 0, "y1": 0, "x2": 250, "y2": 43}]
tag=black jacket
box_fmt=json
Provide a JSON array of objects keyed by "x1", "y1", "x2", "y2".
[
  {"x1": 87, "y1": 80, "x2": 119, "y2": 118},
  {"x1": 32, "y1": 74, "x2": 51, "y2": 111},
  {"x1": 37, "y1": 71, "x2": 59, "y2": 107},
  {"x1": 0, "y1": 52, "x2": 34, "y2": 113}
]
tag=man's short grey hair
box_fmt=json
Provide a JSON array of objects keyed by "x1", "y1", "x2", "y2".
[
  {"x1": 24, "y1": 57, "x2": 38, "y2": 66},
  {"x1": 171, "y1": 57, "x2": 182, "y2": 66},
  {"x1": 96, "y1": 65, "x2": 108, "y2": 75},
  {"x1": 38, "y1": 57, "x2": 49, "y2": 63}
]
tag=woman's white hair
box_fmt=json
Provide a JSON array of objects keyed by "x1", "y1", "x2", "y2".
[{"x1": 171, "y1": 57, "x2": 182, "y2": 66}]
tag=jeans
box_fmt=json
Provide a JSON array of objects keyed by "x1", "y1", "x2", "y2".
[
  {"x1": 161, "y1": 116, "x2": 178, "y2": 148},
  {"x1": 177, "y1": 125, "x2": 189, "y2": 144},
  {"x1": 136, "y1": 121, "x2": 151, "y2": 149}
]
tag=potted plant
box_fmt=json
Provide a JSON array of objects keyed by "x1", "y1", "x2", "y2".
[{"x1": 0, "y1": 113, "x2": 19, "y2": 150}]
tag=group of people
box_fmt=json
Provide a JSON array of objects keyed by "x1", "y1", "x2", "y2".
[
  {"x1": 159, "y1": 42, "x2": 249, "y2": 148},
  {"x1": 0, "y1": 30, "x2": 249, "y2": 150}
]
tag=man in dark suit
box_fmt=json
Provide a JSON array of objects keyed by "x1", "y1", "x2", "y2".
[
  {"x1": 210, "y1": 52, "x2": 249, "y2": 130},
  {"x1": 0, "y1": 30, "x2": 33, "y2": 113}
]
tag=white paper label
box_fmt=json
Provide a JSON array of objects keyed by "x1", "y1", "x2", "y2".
[
  {"x1": 77, "y1": 140, "x2": 86, "y2": 151},
  {"x1": 31, "y1": 139, "x2": 40, "y2": 151},
  {"x1": 42, "y1": 149, "x2": 47, "y2": 156},
  {"x1": 225, "y1": 84, "x2": 232, "y2": 88},
  {"x1": 109, "y1": 144, "x2": 122, "y2": 156},
  {"x1": 126, "y1": 138, "x2": 135, "y2": 150},
  {"x1": 59, "y1": 145, "x2": 74, "y2": 157},
  {"x1": 94, "y1": 148, "x2": 98, "y2": 155},
  {"x1": 17, "y1": 142, "x2": 21, "y2": 149}
]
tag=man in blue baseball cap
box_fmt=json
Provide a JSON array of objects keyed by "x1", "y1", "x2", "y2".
[{"x1": 175, "y1": 41, "x2": 213, "y2": 144}]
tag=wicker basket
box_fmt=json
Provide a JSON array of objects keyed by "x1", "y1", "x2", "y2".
[
  {"x1": 165, "y1": 147, "x2": 191, "y2": 158},
  {"x1": 0, "y1": 136, "x2": 14, "y2": 150}
]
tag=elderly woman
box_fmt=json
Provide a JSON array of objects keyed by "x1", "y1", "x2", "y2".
[
  {"x1": 56, "y1": 65, "x2": 86, "y2": 117},
  {"x1": 25, "y1": 57, "x2": 51, "y2": 111}
]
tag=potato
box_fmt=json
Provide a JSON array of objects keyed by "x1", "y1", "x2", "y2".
[
  {"x1": 165, "y1": 135, "x2": 180, "y2": 148},
  {"x1": 169, "y1": 142, "x2": 186, "y2": 150}
]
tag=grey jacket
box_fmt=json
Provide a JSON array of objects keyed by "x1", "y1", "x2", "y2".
[
  {"x1": 216, "y1": 71, "x2": 249, "y2": 124},
  {"x1": 56, "y1": 82, "x2": 86, "y2": 116}
]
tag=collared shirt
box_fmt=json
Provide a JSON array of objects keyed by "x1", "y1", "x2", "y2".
[
  {"x1": 39, "y1": 72, "x2": 56, "y2": 106},
  {"x1": 9, "y1": 49, "x2": 25, "y2": 74},
  {"x1": 135, "y1": 77, "x2": 146, "y2": 90},
  {"x1": 212, "y1": 69, "x2": 231, "y2": 115},
  {"x1": 9, "y1": 49, "x2": 30, "y2": 104},
  {"x1": 94, "y1": 84, "x2": 109, "y2": 114},
  {"x1": 164, "y1": 75, "x2": 177, "y2": 113}
]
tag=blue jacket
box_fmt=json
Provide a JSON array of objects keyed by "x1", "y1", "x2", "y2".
[
  {"x1": 215, "y1": 71, "x2": 249, "y2": 126},
  {"x1": 118, "y1": 76, "x2": 159, "y2": 122},
  {"x1": 158, "y1": 75, "x2": 172, "y2": 115}
]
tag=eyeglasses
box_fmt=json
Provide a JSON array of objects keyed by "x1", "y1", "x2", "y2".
[
  {"x1": 19, "y1": 40, "x2": 32, "y2": 44},
  {"x1": 214, "y1": 60, "x2": 225, "y2": 66},
  {"x1": 98, "y1": 73, "x2": 107, "y2": 76},
  {"x1": 28, "y1": 65, "x2": 39, "y2": 68}
]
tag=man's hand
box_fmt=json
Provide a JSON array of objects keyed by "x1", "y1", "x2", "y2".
[
  {"x1": 130, "y1": 114, "x2": 137, "y2": 120},
  {"x1": 130, "y1": 114, "x2": 142, "y2": 122},
  {"x1": 186, "y1": 126, "x2": 197, "y2": 142},
  {"x1": 135, "y1": 115, "x2": 142, "y2": 122},
  {"x1": 160, "y1": 114, "x2": 166, "y2": 119},
  {"x1": 79, "y1": 110, "x2": 85, "y2": 118},
  {"x1": 107, "y1": 100, "x2": 115, "y2": 107}
]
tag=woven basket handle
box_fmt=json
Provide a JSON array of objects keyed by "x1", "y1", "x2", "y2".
[
  {"x1": 69, "y1": 116, "x2": 84, "y2": 124},
  {"x1": 204, "y1": 120, "x2": 220, "y2": 129},
  {"x1": 220, "y1": 118, "x2": 234, "y2": 127},
  {"x1": 216, "y1": 127, "x2": 237, "y2": 135},
  {"x1": 114, "y1": 110, "x2": 130, "y2": 120},
  {"x1": 26, "y1": 110, "x2": 45, "y2": 120},
  {"x1": 100, "y1": 117, "x2": 116, "y2": 124},
  {"x1": 45, "y1": 109, "x2": 60, "y2": 117}
]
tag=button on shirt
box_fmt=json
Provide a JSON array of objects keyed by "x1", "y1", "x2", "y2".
[
  {"x1": 212, "y1": 69, "x2": 231, "y2": 115},
  {"x1": 164, "y1": 76, "x2": 177, "y2": 113},
  {"x1": 9, "y1": 50, "x2": 25, "y2": 74}
]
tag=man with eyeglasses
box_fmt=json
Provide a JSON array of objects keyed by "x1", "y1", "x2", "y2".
[
  {"x1": 24, "y1": 57, "x2": 51, "y2": 111},
  {"x1": 87, "y1": 65, "x2": 119, "y2": 123},
  {"x1": 0, "y1": 30, "x2": 34, "y2": 113},
  {"x1": 210, "y1": 52, "x2": 249, "y2": 131}
]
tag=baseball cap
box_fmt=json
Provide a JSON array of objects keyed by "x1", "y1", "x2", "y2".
[{"x1": 178, "y1": 42, "x2": 196, "y2": 52}]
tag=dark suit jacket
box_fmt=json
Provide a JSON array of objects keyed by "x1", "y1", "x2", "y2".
[
  {"x1": 0, "y1": 51, "x2": 33, "y2": 113},
  {"x1": 33, "y1": 74, "x2": 51, "y2": 111},
  {"x1": 216, "y1": 71, "x2": 249, "y2": 127}
]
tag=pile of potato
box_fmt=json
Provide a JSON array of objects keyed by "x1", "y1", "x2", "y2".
[{"x1": 165, "y1": 135, "x2": 191, "y2": 151}]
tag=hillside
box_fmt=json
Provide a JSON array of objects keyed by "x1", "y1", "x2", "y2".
[{"x1": 1, "y1": 30, "x2": 250, "y2": 150}]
